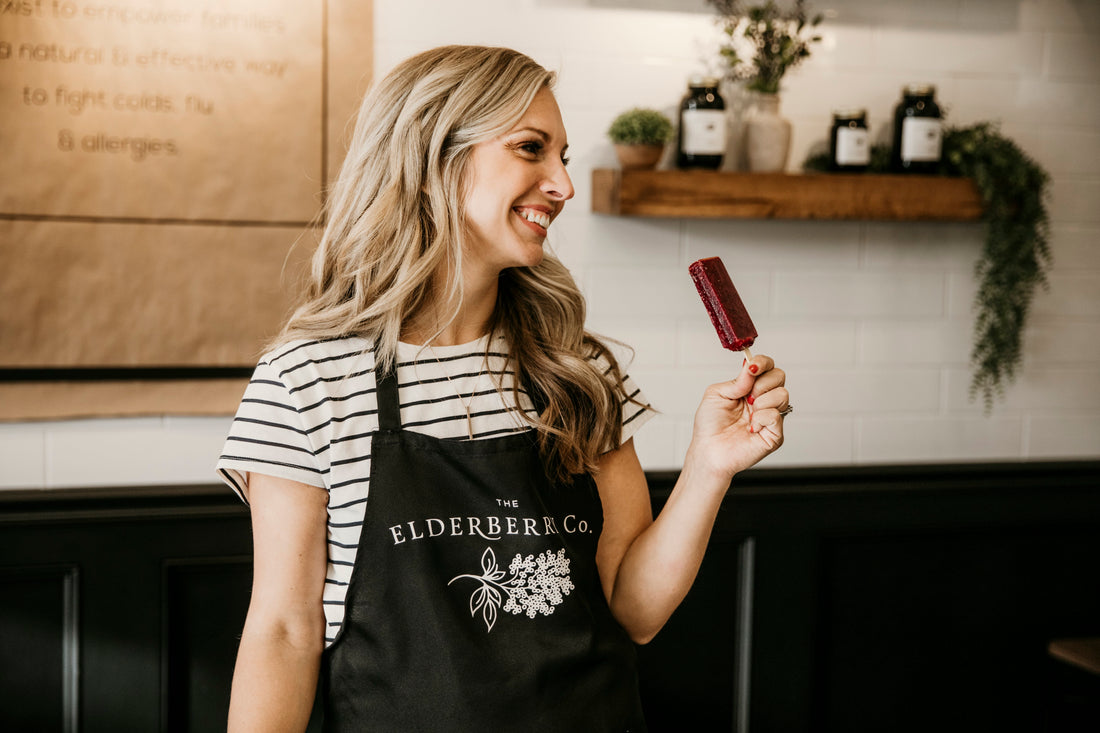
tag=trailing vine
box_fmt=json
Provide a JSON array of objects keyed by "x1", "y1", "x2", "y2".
[
  {"x1": 804, "y1": 123, "x2": 1051, "y2": 410},
  {"x1": 943, "y1": 124, "x2": 1051, "y2": 410}
]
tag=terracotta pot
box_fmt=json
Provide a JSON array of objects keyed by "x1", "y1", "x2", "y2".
[
  {"x1": 614, "y1": 143, "x2": 665, "y2": 170},
  {"x1": 744, "y1": 93, "x2": 792, "y2": 172}
]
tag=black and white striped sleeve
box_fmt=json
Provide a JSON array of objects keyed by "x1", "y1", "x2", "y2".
[
  {"x1": 217, "y1": 359, "x2": 325, "y2": 503},
  {"x1": 618, "y1": 370, "x2": 654, "y2": 444},
  {"x1": 587, "y1": 349, "x2": 655, "y2": 446}
]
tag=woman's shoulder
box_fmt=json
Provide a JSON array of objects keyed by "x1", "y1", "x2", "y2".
[
  {"x1": 261, "y1": 335, "x2": 372, "y2": 364},
  {"x1": 581, "y1": 334, "x2": 628, "y2": 376},
  {"x1": 258, "y1": 336, "x2": 376, "y2": 386}
]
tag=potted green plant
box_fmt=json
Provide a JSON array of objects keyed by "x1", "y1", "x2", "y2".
[
  {"x1": 607, "y1": 107, "x2": 673, "y2": 170},
  {"x1": 802, "y1": 123, "x2": 1052, "y2": 411},
  {"x1": 708, "y1": 0, "x2": 823, "y2": 171},
  {"x1": 708, "y1": 0, "x2": 823, "y2": 94}
]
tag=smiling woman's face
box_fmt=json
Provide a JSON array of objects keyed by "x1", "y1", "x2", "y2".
[{"x1": 461, "y1": 86, "x2": 575, "y2": 278}]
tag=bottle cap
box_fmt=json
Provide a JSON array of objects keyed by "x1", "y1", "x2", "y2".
[
  {"x1": 689, "y1": 75, "x2": 721, "y2": 88},
  {"x1": 832, "y1": 108, "x2": 867, "y2": 119},
  {"x1": 903, "y1": 83, "x2": 935, "y2": 96}
]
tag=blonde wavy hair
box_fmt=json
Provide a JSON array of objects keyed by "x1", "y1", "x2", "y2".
[{"x1": 280, "y1": 45, "x2": 646, "y2": 481}]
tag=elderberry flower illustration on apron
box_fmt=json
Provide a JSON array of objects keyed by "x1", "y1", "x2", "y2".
[{"x1": 449, "y1": 547, "x2": 575, "y2": 632}]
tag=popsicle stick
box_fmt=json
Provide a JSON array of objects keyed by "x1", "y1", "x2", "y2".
[{"x1": 743, "y1": 346, "x2": 755, "y2": 423}]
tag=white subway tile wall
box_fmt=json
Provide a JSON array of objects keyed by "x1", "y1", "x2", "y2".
[
  {"x1": 0, "y1": 423, "x2": 47, "y2": 488},
  {"x1": 3, "y1": 0, "x2": 1097, "y2": 489}
]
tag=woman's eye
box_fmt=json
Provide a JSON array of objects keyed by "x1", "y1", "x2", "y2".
[{"x1": 512, "y1": 139, "x2": 567, "y2": 165}]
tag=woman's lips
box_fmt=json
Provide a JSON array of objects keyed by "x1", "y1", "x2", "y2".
[{"x1": 514, "y1": 206, "x2": 550, "y2": 236}]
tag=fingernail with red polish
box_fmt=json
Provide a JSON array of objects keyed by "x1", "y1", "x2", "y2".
[
  {"x1": 746, "y1": 394, "x2": 755, "y2": 405},
  {"x1": 749, "y1": 364, "x2": 759, "y2": 374}
]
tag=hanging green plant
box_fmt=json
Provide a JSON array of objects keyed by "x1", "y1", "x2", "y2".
[
  {"x1": 803, "y1": 123, "x2": 1051, "y2": 411},
  {"x1": 942, "y1": 123, "x2": 1051, "y2": 411}
]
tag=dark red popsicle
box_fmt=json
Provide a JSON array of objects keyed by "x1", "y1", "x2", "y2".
[{"x1": 689, "y1": 257, "x2": 758, "y2": 353}]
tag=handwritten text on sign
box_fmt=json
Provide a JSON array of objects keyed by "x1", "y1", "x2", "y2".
[{"x1": 0, "y1": 0, "x2": 324, "y2": 221}]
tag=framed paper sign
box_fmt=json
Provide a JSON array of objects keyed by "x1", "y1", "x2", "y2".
[{"x1": 0, "y1": 0, "x2": 373, "y2": 419}]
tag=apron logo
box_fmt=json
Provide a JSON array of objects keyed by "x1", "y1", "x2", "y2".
[
  {"x1": 448, "y1": 547, "x2": 574, "y2": 632},
  {"x1": 387, "y1": 513, "x2": 593, "y2": 545}
]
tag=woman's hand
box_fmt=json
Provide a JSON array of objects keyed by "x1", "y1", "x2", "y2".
[
  {"x1": 685, "y1": 353, "x2": 789, "y2": 484},
  {"x1": 593, "y1": 353, "x2": 788, "y2": 643}
]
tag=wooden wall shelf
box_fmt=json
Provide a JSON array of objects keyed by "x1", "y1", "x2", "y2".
[{"x1": 591, "y1": 169, "x2": 984, "y2": 221}]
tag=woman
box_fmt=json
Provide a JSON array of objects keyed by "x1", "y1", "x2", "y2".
[{"x1": 219, "y1": 45, "x2": 789, "y2": 732}]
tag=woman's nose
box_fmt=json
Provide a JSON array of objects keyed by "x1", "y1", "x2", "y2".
[{"x1": 542, "y1": 160, "x2": 575, "y2": 201}]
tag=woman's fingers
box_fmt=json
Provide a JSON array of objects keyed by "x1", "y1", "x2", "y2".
[
  {"x1": 744, "y1": 353, "x2": 774, "y2": 377},
  {"x1": 707, "y1": 354, "x2": 790, "y2": 441},
  {"x1": 724, "y1": 355, "x2": 779, "y2": 400},
  {"x1": 749, "y1": 365, "x2": 785, "y2": 395},
  {"x1": 747, "y1": 381, "x2": 789, "y2": 440},
  {"x1": 753, "y1": 406, "x2": 786, "y2": 445},
  {"x1": 750, "y1": 385, "x2": 790, "y2": 412}
]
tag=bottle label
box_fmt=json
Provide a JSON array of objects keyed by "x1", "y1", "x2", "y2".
[
  {"x1": 681, "y1": 109, "x2": 726, "y2": 155},
  {"x1": 900, "y1": 117, "x2": 942, "y2": 162},
  {"x1": 835, "y1": 127, "x2": 870, "y2": 166}
]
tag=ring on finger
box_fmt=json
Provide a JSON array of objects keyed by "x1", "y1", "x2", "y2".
[{"x1": 779, "y1": 404, "x2": 794, "y2": 417}]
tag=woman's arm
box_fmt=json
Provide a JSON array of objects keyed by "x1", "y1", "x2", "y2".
[
  {"x1": 228, "y1": 473, "x2": 330, "y2": 732},
  {"x1": 594, "y1": 355, "x2": 788, "y2": 644}
]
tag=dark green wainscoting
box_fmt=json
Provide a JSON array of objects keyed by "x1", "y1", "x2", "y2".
[{"x1": 2, "y1": 461, "x2": 1098, "y2": 732}]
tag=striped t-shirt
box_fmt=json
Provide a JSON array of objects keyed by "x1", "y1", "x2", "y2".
[{"x1": 217, "y1": 332, "x2": 653, "y2": 646}]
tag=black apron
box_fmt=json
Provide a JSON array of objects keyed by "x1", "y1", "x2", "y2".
[{"x1": 320, "y1": 368, "x2": 647, "y2": 732}]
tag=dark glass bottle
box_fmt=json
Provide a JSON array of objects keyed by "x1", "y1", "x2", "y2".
[
  {"x1": 677, "y1": 76, "x2": 725, "y2": 170},
  {"x1": 891, "y1": 84, "x2": 942, "y2": 173},
  {"x1": 830, "y1": 108, "x2": 870, "y2": 172}
]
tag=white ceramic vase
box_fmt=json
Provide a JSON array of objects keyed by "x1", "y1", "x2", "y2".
[
  {"x1": 744, "y1": 93, "x2": 792, "y2": 173},
  {"x1": 719, "y1": 79, "x2": 751, "y2": 171}
]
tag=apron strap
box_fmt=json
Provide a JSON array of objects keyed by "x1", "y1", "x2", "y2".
[{"x1": 375, "y1": 366, "x2": 401, "y2": 431}]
